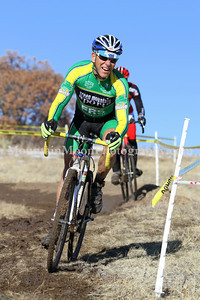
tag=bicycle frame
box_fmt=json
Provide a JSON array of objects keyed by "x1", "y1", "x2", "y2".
[
  {"x1": 45, "y1": 132, "x2": 111, "y2": 270},
  {"x1": 44, "y1": 132, "x2": 110, "y2": 225}
]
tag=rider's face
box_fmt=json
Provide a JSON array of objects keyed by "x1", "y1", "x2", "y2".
[{"x1": 92, "y1": 52, "x2": 117, "y2": 79}]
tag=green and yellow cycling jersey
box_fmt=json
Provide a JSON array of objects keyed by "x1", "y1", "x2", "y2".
[{"x1": 48, "y1": 60, "x2": 129, "y2": 138}]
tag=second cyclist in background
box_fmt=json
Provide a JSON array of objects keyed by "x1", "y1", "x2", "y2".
[{"x1": 111, "y1": 66, "x2": 146, "y2": 185}]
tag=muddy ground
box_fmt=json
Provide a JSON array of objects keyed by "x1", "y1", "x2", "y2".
[
  {"x1": 0, "y1": 182, "x2": 125, "y2": 298},
  {"x1": 0, "y1": 180, "x2": 159, "y2": 300},
  {"x1": 1, "y1": 153, "x2": 200, "y2": 299}
]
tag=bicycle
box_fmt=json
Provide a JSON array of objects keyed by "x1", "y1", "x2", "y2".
[
  {"x1": 43, "y1": 132, "x2": 110, "y2": 273},
  {"x1": 120, "y1": 120, "x2": 145, "y2": 202}
]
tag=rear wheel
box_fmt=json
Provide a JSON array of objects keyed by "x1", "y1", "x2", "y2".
[
  {"x1": 47, "y1": 169, "x2": 78, "y2": 273},
  {"x1": 120, "y1": 153, "x2": 129, "y2": 202},
  {"x1": 68, "y1": 170, "x2": 93, "y2": 261},
  {"x1": 125, "y1": 146, "x2": 137, "y2": 200}
]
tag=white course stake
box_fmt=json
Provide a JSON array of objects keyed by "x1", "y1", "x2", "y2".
[
  {"x1": 155, "y1": 131, "x2": 159, "y2": 186},
  {"x1": 154, "y1": 118, "x2": 190, "y2": 298}
]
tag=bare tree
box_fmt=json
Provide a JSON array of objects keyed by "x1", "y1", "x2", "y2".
[{"x1": 0, "y1": 51, "x2": 75, "y2": 127}]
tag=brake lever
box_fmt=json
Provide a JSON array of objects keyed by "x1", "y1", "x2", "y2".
[{"x1": 140, "y1": 122, "x2": 145, "y2": 134}]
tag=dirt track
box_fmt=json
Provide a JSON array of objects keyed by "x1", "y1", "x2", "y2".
[
  {"x1": 1, "y1": 155, "x2": 200, "y2": 299},
  {"x1": 1, "y1": 181, "x2": 153, "y2": 300}
]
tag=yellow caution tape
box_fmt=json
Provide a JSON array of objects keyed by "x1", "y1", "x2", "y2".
[
  {"x1": 137, "y1": 139, "x2": 200, "y2": 149},
  {"x1": 0, "y1": 129, "x2": 65, "y2": 137},
  {"x1": 152, "y1": 157, "x2": 200, "y2": 207},
  {"x1": 152, "y1": 176, "x2": 174, "y2": 207},
  {"x1": 0, "y1": 128, "x2": 200, "y2": 149},
  {"x1": 0, "y1": 124, "x2": 65, "y2": 130},
  {"x1": 136, "y1": 139, "x2": 156, "y2": 143},
  {"x1": 0, "y1": 130, "x2": 42, "y2": 136}
]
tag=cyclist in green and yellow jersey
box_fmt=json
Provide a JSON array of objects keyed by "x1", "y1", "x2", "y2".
[{"x1": 41, "y1": 35, "x2": 129, "y2": 246}]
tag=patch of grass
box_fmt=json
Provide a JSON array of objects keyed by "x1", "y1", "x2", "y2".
[{"x1": 0, "y1": 201, "x2": 45, "y2": 219}]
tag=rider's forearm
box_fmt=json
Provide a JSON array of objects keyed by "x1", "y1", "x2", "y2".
[
  {"x1": 115, "y1": 107, "x2": 129, "y2": 138},
  {"x1": 134, "y1": 96, "x2": 145, "y2": 116}
]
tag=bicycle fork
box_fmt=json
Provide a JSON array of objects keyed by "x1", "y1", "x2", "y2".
[{"x1": 68, "y1": 155, "x2": 91, "y2": 231}]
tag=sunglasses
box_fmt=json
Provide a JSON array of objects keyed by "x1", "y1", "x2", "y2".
[{"x1": 97, "y1": 53, "x2": 118, "y2": 64}]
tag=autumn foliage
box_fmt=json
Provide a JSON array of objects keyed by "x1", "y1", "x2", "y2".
[{"x1": 0, "y1": 51, "x2": 75, "y2": 127}]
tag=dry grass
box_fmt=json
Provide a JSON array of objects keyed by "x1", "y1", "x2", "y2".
[
  {"x1": 0, "y1": 151, "x2": 63, "y2": 183},
  {"x1": 0, "y1": 201, "x2": 45, "y2": 219},
  {"x1": 0, "y1": 147, "x2": 200, "y2": 299},
  {"x1": 68, "y1": 190, "x2": 200, "y2": 299}
]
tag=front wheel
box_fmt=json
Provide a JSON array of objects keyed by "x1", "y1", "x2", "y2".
[
  {"x1": 68, "y1": 170, "x2": 93, "y2": 261},
  {"x1": 47, "y1": 169, "x2": 78, "y2": 273}
]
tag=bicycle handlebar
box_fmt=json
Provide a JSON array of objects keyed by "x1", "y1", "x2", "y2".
[
  {"x1": 44, "y1": 132, "x2": 111, "y2": 169},
  {"x1": 133, "y1": 120, "x2": 145, "y2": 134}
]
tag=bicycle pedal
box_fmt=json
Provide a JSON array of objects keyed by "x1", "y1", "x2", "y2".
[{"x1": 83, "y1": 217, "x2": 94, "y2": 224}]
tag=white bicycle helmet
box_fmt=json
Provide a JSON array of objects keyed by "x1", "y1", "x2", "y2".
[{"x1": 92, "y1": 34, "x2": 122, "y2": 59}]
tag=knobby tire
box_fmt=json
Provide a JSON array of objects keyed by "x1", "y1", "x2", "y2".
[
  {"x1": 68, "y1": 170, "x2": 93, "y2": 261},
  {"x1": 120, "y1": 154, "x2": 129, "y2": 202},
  {"x1": 125, "y1": 145, "x2": 137, "y2": 200},
  {"x1": 47, "y1": 169, "x2": 78, "y2": 273}
]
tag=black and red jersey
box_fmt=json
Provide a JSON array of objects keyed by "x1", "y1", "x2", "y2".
[{"x1": 128, "y1": 82, "x2": 145, "y2": 116}]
